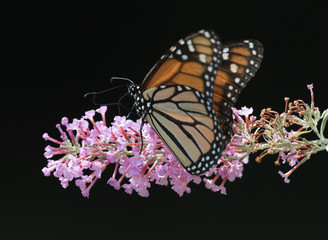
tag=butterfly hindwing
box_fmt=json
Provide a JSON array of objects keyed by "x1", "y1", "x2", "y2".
[{"x1": 142, "y1": 85, "x2": 223, "y2": 175}]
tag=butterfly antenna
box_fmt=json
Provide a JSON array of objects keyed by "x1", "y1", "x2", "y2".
[
  {"x1": 84, "y1": 84, "x2": 129, "y2": 106},
  {"x1": 110, "y1": 76, "x2": 134, "y2": 85}
]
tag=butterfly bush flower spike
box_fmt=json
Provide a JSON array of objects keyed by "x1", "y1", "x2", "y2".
[
  {"x1": 42, "y1": 106, "x2": 202, "y2": 197},
  {"x1": 42, "y1": 85, "x2": 328, "y2": 197},
  {"x1": 241, "y1": 84, "x2": 328, "y2": 182}
]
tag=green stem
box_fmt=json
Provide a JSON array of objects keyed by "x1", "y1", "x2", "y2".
[{"x1": 241, "y1": 138, "x2": 328, "y2": 153}]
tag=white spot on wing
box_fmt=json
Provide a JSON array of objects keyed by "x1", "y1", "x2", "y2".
[
  {"x1": 199, "y1": 54, "x2": 206, "y2": 63},
  {"x1": 230, "y1": 63, "x2": 238, "y2": 73},
  {"x1": 170, "y1": 46, "x2": 176, "y2": 52},
  {"x1": 222, "y1": 53, "x2": 229, "y2": 60}
]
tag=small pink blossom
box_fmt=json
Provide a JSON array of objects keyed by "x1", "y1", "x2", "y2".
[
  {"x1": 108, "y1": 177, "x2": 121, "y2": 190},
  {"x1": 307, "y1": 84, "x2": 313, "y2": 90},
  {"x1": 278, "y1": 171, "x2": 290, "y2": 183},
  {"x1": 96, "y1": 106, "x2": 107, "y2": 115},
  {"x1": 236, "y1": 106, "x2": 253, "y2": 116},
  {"x1": 44, "y1": 145, "x2": 54, "y2": 158},
  {"x1": 84, "y1": 110, "x2": 96, "y2": 120},
  {"x1": 122, "y1": 183, "x2": 133, "y2": 194},
  {"x1": 42, "y1": 133, "x2": 50, "y2": 140},
  {"x1": 204, "y1": 179, "x2": 221, "y2": 192},
  {"x1": 307, "y1": 83, "x2": 314, "y2": 103},
  {"x1": 272, "y1": 134, "x2": 280, "y2": 142},
  {"x1": 91, "y1": 162, "x2": 103, "y2": 178}
]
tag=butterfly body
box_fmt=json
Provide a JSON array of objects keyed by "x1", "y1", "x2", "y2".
[{"x1": 129, "y1": 29, "x2": 263, "y2": 175}]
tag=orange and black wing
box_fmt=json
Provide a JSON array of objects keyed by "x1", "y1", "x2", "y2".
[
  {"x1": 141, "y1": 29, "x2": 222, "y2": 98},
  {"x1": 213, "y1": 40, "x2": 264, "y2": 145},
  {"x1": 142, "y1": 85, "x2": 223, "y2": 175}
]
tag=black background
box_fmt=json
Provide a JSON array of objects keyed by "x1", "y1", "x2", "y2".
[{"x1": 2, "y1": 1, "x2": 328, "y2": 239}]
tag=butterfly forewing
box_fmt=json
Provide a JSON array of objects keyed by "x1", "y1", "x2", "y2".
[
  {"x1": 142, "y1": 29, "x2": 222, "y2": 97},
  {"x1": 212, "y1": 40, "x2": 263, "y2": 145}
]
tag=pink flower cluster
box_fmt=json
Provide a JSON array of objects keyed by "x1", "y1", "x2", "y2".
[
  {"x1": 42, "y1": 84, "x2": 328, "y2": 197},
  {"x1": 42, "y1": 106, "x2": 251, "y2": 197}
]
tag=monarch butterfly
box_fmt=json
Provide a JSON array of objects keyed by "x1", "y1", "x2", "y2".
[{"x1": 128, "y1": 29, "x2": 263, "y2": 175}]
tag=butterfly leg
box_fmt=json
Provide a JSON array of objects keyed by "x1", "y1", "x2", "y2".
[
  {"x1": 139, "y1": 114, "x2": 146, "y2": 154},
  {"x1": 126, "y1": 102, "x2": 136, "y2": 118}
]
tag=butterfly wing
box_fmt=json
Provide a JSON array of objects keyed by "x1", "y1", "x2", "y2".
[
  {"x1": 213, "y1": 40, "x2": 264, "y2": 145},
  {"x1": 141, "y1": 29, "x2": 222, "y2": 96},
  {"x1": 142, "y1": 85, "x2": 223, "y2": 175}
]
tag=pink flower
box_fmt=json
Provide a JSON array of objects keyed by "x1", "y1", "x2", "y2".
[
  {"x1": 108, "y1": 178, "x2": 121, "y2": 190},
  {"x1": 236, "y1": 106, "x2": 253, "y2": 116},
  {"x1": 307, "y1": 83, "x2": 314, "y2": 103},
  {"x1": 91, "y1": 162, "x2": 103, "y2": 178},
  {"x1": 204, "y1": 179, "x2": 221, "y2": 192},
  {"x1": 227, "y1": 160, "x2": 243, "y2": 181},
  {"x1": 307, "y1": 84, "x2": 313, "y2": 90},
  {"x1": 96, "y1": 106, "x2": 107, "y2": 115},
  {"x1": 204, "y1": 179, "x2": 227, "y2": 195},
  {"x1": 122, "y1": 183, "x2": 133, "y2": 194},
  {"x1": 44, "y1": 145, "x2": 54, "y2": 158},
  {"x1": 272, "y1": 134, "x2": 280, "y2": 142},
  {"x1": 278, "y1": 171, "x2": 290, "y2": 183},
  {"x1": 280, "y1": 150, "x2": 298, "y2": 166},
  {"x1": 84, "y1": 110, "x2": 95, "y2": 120}
]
